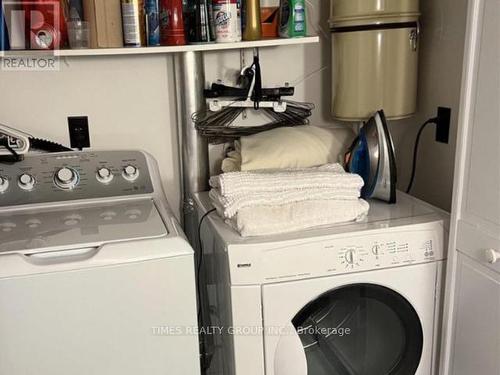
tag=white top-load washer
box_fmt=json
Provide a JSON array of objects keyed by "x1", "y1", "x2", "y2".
[
  {"x1": 0, "y1": 150, "x2": 200, "y2": 375},
  {"x1": 195, "y1": 192, "x2": 449, "y2": 375}
]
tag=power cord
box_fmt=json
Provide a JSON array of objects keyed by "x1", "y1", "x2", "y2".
[
  {"x1": 197, "y1": 208, "x2": 216, "y2": 320},
  {"x1": 29, "y1": 137, "x2": 72, "y2": 152},
  {"x1": 197, "y1": 207, "x2": 217, "y2": 372},
  {"x1": 0, "y1": 137, "x2": 22, "y2": 162},
  {"x1": 406, "y1": 118, "x2": 437, "y2": 193}
]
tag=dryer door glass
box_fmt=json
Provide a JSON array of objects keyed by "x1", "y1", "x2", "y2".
[{"x1": 291, "y1": 284, "x2": 423, "y2": 375}]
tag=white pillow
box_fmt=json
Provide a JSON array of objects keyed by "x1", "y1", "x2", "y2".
[{"x1": 221, "y1": 126, "x2": 355, "y2": 172}]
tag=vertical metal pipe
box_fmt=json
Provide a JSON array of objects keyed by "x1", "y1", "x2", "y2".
[{"x1": 173, "y1": 51, "x2": 209, "y2": 244}]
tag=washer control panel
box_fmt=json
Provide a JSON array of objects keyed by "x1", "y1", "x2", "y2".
[{"x1": 0, "y1": 151, "x2": 154, "y2": 207}]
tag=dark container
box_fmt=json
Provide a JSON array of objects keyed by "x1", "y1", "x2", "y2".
[{"x1": 184, "y1": 0, "x2": 214, "y2": 43}]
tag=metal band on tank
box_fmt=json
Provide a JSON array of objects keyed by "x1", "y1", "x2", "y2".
[{"x1": 331, "y1": 21, "x2": 418, "y2": 33}]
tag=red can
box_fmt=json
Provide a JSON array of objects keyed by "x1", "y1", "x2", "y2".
[
  {"x1": 159, "y1": 0, "x2": 186, "y2": 45},
  {"x1": 23, "y1": 0, "x2": 68, "y2": 49}
]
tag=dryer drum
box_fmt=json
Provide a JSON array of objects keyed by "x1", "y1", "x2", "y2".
[{"x1": 292, "y1": 284, "x2": 424, "y2": 375}]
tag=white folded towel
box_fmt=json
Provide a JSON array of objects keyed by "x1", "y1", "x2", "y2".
[
  {"x1": 226, "y1": 199, "x2": 370, "y2": 237},
  {"x1": 210, "y1": 188, "x2": 361, "y2": 219},
  {"x1": 210, "y1": 163, "x2": 363, "y2": 197}
]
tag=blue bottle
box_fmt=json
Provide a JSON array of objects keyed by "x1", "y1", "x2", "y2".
[
  {"x1": 145, "y1": 0, "x2": 160, "y2": 46},
  {"x1": 0, "y1": 0, "x2": 10, "y2": 51}
]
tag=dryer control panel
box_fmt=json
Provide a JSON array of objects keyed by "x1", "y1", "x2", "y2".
[
  {"x1": 228, "y1": 220, "x2": 446, "y2": 285},
  {"x1": 0, "y1": 151, "x2": 154, "y2": 207}
]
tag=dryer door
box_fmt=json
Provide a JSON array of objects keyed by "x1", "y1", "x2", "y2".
[
  {"x1": 262, "y1": 263, "x2": 440, "y2": 375},
  {"x1": 289, "y1": 284, "x2": 423, "y2": 375}
]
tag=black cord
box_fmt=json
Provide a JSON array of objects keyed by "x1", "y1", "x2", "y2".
[
  {"x1": 0, "y1": 138, "x2": 22, "y2": 162},
  {"x1": 406, "y1": 119, "x2": 436, "y2": 193},
  {"x1": 252, "y1": 55, "x2": 262, "y2": 109},
  {"x1": 0, "y1": 136, "x2": 72, "y2": 164},
  {"x1": 197, "y1": 208, "x2": 217, "y2": 321},
  {"x1": 29, "y1": 137, "x2": 72, "y2": 152},
  {"x1": 197, "y1": 208, "x2": 217, "y2": 371}
]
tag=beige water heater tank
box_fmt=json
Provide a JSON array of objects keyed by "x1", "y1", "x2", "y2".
[{"x1": 330, "y1": 0, "x2": 421, "y2": 121}]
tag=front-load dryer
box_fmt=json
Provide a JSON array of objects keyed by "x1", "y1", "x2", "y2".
[
  {"x1": 195, "y1": 192, "x2": 449, "y2": 375},
  {"x1": 0, "y1": 150, "x2": 200, "y2": 375}
]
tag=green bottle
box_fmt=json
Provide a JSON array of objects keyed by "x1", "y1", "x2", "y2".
[{"x1": 279, "y1": 0, "x2": 306, "y2": 38}]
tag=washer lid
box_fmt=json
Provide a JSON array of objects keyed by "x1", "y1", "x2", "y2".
[{"x1": 0, "y1": 199, "x2": 168, "y2": 254}]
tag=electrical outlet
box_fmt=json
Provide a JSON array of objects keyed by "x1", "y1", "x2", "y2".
[
  {"x1": 435, "y1": 107, "x2": 451, "y2": 144},
  {"x1": 68, "y1": 116, "x2": 90, "y2": 150}
]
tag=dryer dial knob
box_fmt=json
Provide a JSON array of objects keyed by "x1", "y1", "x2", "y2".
[
  {"x1": 0, "y1": 176, "x2": 9, "y2": 193},
  {"x1": 18, "y1": 174, "x2": 36, "y2": 191},
  {"x1": 345, "y1": 249, "x2": 357, "y2": 264},
  {"x1": 55, "y1": 167, "x2": 79, "y2": 190}
]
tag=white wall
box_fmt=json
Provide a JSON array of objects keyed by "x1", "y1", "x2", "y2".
[
  {"x1": 0, "y1": 55, "x2": 183, "y2": 213},
  {"x1": 0, "y1": 0, "x2": 355, "y2": 219},
  {"x1": 0, "y1": 0, "x2": 466, "y2": 217},
  {"x1": 390, "y1": 0, "x2": 468, "y2": 211},
  {"x1": 206, "y1": 0, "x2": 467, "y2": 212},
  {"x1": 204, "y1": 0, "x2": 354, "y2": 174}
]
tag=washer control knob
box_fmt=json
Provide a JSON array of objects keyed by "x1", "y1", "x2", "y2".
[
  {"x1": 55, "y1": 167, "x2": 79, "y2": 190},
  {"x1": 96, "y1": 167, "x2": 114, "y2": 184},
  {"x1": 485, "y1": 249, "x2": 500, "y2": 264},
  {"x1": 18, "y1": 174, "x2": 36, "y2": 190},
  {"x1": 372, "y1": 244, "x2": 380, "y2": 256},
  {"x1": 345, "y1": 249, "x2": 357, "y2": 265},
  {"x1": 123, "y1": 165, "x2": 139, "y2": 182},
  {"x1": 0, "y1": 176, "x2": 9, "y2": 193}
]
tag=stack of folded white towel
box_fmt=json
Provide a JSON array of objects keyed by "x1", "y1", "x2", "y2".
[{"x1": 209, "y1": 164, "x2": 370, "y2": 237}]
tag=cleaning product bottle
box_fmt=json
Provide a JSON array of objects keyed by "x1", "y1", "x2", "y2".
[
  {"x1": 0, "y1": 0, "x2": 10, "y2": 51},
  {"x1": 213, "y1": 0, "x2": 241, "y2": 43},
  {"x1": 121, "y1": 0, "x2": 146, "y2": 47},
  {"x1": 159, "y1": 0, "x2": 186, "y2": 45},
  {"x1": 243, "y1": 0, "x2": 261, "y2": 41},
  {"x1": 279, "y1": 0, "x2": 306, "y2": 38}
]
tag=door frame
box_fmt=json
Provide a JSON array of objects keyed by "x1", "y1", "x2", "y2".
[{"x1": 438, "y1": 0, "x2": 487, "y2": 373}]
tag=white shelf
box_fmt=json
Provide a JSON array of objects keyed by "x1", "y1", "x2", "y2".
[{"x1": 0, "y1": 36, "x2": 319, "y2": 58}]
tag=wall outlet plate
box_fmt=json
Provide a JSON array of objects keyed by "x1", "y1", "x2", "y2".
[
  {"x1": 436, "y1": 107, "x2": 451, "y2": 144},
  {"x1": 68, "y1": 116, "x2": 90, "y2": 149}
]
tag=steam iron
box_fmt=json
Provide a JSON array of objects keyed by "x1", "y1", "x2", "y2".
[{"x1": 345, "y1": 110, "x2": 397, "y2": 204}]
